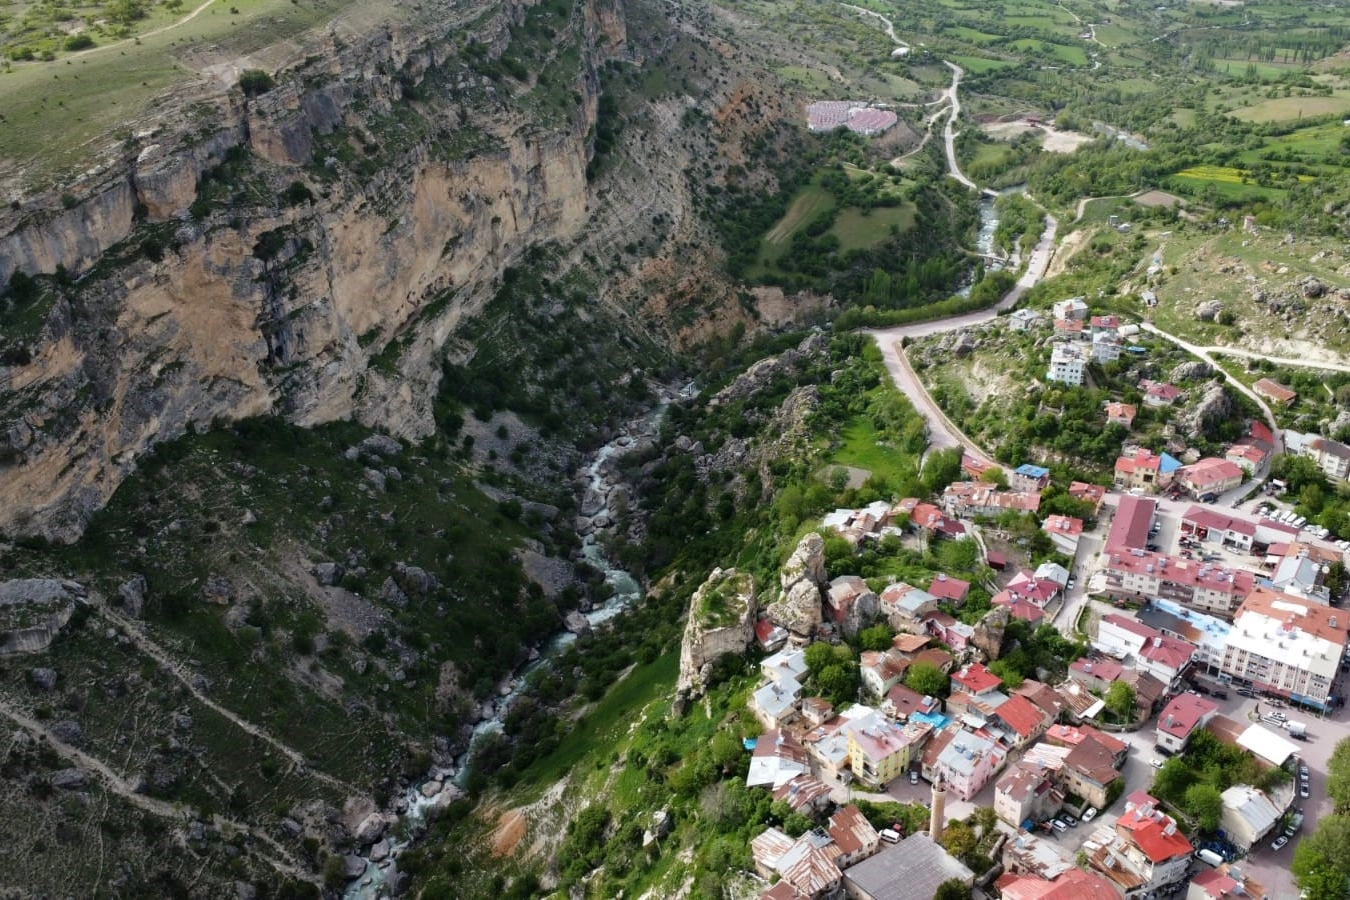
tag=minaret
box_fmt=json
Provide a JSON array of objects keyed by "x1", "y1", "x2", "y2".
[{"x1": 929, "y1": 774, "x2": 947, "y2": 843}]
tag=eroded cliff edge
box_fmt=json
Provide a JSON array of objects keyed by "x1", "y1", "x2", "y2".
[{"x1": 0, "y1": 0, "x2": 642, "y2": 540}]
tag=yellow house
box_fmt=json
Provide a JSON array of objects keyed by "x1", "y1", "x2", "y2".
[{"x1": 847, "y1": 713, "x2": 931, "y2": 788}]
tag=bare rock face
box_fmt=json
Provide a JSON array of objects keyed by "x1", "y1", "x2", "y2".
[
  {"x1": 767, "y1": 532, "x2": 827, "y2": 637},
  {"x1": 1169, "y1": 361, "x2": 1211, "y2": 383},
  {"x1": 676, "y1": 568, "x2": 757, "y2": 695},
  {"x1": 974, "y1": 607, "x2": 1011, "y2": 661},
  {"x1": 838, "y1": 590, "x2": 879, "y2": 641},
  {"x1": 1178, "y1": 382, "x2": 1233, "y2": 439},
  {"x1": 1195, "y1": 300, "x2": 1224, "y2": 322},
  {"x1": 0, "y1": 579, "x2": 83, "y2": 655}
]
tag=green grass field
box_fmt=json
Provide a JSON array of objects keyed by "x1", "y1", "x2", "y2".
[
  {"x1": 773, "y1": 65, "x2": 836, "y2": 93},
  {"x1": 832, "y1": 204, "x2": 916, "y2": 251},
  {"x1": 1232, "y1": 93, "x2": 1350, "y2": 123},
  {"x1": 945, "y1": 25, "x2": 1001, "y2": 45},
  {"x1": 762, "y1": 182, "x2": 835, "y2": 248},
  {"x1": 1009, "y1": 38, "x2": 1088, "y2": 66},
  {"x1": 0, "y1": 0, "x2": 370, "y2": 179},
  {"x1": 830, "y1": 416, "x2": 918, "y2": 484},
  {"x1": 949, "y1": 54, "x2": 1018, "y2": 73}
]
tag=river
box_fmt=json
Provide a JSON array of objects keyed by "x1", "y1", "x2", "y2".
[{"x1": 343, "y1": 392, "x2": 683, "y2": 899}]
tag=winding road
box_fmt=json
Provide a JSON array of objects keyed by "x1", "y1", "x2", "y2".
[{"x1": 941, "y1": 62, "x2": 979, "y2": 191}]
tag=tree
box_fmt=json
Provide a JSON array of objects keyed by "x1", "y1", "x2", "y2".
[
  {"x1": 1104, "y1": 681, "x2": 1136, "y2": 722},
  {"x1": 934, "y1": 879, "x2": 972, "y2": 900},
  {"x1": 238, "y1": 69, "x2": 275, "y2": 97},
  {"x1": 1296, "y1": 814, "x2": 1350, "y2": 883},
  {"x1": 1327, "y1": 738, "x2": 1350, "y2": 813},
  {"x1": 906, "y1": 661, "x2": 949, "y2": 698},
  {"x1": 979, "y1": 467, "x2": 1008, "y2": 488},
  {"x1": 817, "y1": 664, "x2": 859, "y2": 706},
  {"x1": 1183, "y1": 783, "x2": 1223, "y2": 832},
  {"x1": 858, "y1": 624, "x2": 894, "y2": 652},
  {"x1": 988, "y1": 658, "x2": 1024, "y2": 691}
]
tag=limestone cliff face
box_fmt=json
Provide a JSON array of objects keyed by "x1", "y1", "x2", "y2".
[
  {"x1": 0, "y1": 0, "x2": 627, "y2": 540},
  {"x1": 677, "y1": 568, "x2": 756, "y2": 696}
]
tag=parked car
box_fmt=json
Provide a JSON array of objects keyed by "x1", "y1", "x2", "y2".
[
  {"x1": 1151, "y1": 759, "x2": 1165, "y2": 770},
  {"x1": 1212, "y1": 690, "x2": 1229, "y2": 700},
  {"x1": 909, "y1": 770, "x2": 919, "y2": 785},
  {"x1": 1271, "y1": 835, "x2": 1290, "y2": 851},
  {"x1": 1301, "y1": 783, "x2": 1311, "y2": 798},
  {"x1": 1237, "y1": 688, "x2": 1256, "y2": 697},
  {"x1": 1067, "y1": 576, "x2": 1076, "y2": 590},
  {"x1": 1082, "y1": 807, "x2": 1097, "y2": 822},
  {"x1": 1062, "y1": 814, "x2": 1078, "y2": 827},
  {"x1": 1271, "y1": 711, "x2": 1288, "y2": 721},
  {"x1": 1300, "y1": 765, "x2": 1310, "y2": 779},
  {"x1": 1051, "y1": 819, "x2": 1068, "y2": 833}
]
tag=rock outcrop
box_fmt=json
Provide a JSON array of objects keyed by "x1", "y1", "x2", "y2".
[
  {"x1": 766, "y1": 532, "x2": 827, "y2": 637},
  {"x1": 676, "y1": 568, "x2": 756, "y2": 695},
  {"x1": 973, "y1": 607, "x2": 1010, "y2": 661},
  {"x1": 0, "y1": 579, "x2": 83, "y2": 655}
]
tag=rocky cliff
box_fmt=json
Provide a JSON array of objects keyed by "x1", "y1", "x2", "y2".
[
  {"x1": 0, "y1": 0, "x2": 633, "y2": 540},
  {"x1": 676, "y1": 567, "x2": 755, "y2": 695}
]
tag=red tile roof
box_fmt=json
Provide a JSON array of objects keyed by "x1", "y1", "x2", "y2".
[
  {"x1": 1045, "y1": 723, "x2": 1127, "y2": 756},
  {"x1": 1070, "y1": 657, "x2": 1123, "y2": 682},
  {"x1": 1042, "y1": 515, "x2": 1084, "y2": 537},
  {"x1": 1182, "y1": 506, "x2": 1256, "y2": 537},
  {"x1": 994, "y1": 693, "x2": 1046, "y2": 738},
  {"x1": 992, "y1": 590, "x2": 1045, "y2": 625},
  {"x1": 952, "y1": 662, "x2": 1002, "y2": 694},
  {"x1": 913, "y1": 648, "x2": 954, "y2": 673},
  {"x1": 986, "y1": 550, "x2": 1008, "y2": 568},
  {"x1": 1103, "y1": 549, "x2": 1256, "y2": 595},
  {"x1": 1189, "y1": 869, "x2": 1238, "y2": 899},
  {"x1": 1253, "y1": 378, "x2": 1297, "y2": 404},
  {"x1": 827, "y1": 805, "x2": 878, "y2": 857},
  {"x1": 886, "y1": 683, "x2": 938, "y2": 718},
  {"x1": 1106, "y1": 494, "x2": 1156, "y2": 551},
  {"x1": 1068, "y1": 482, "x2": 1106, "y2": 509},
  {"x1": 1157, "y1": 693, "x2": 1218, "y2": 738},
  {"x1": 1102, "y1": 612, "x2": 1157, "y2": 639},
  {"x1": 1115, "y1": 448, "x2": 1164, "y2": 476},
  {"x1": 1001, "y1": 868, "x2": 1121, "y2": 900},
  {"x1": 1141, "y1": 381, "x2": 1181, "y2": 402},
  {"x1": 1104, "y1": 402, "x2": 1136, "y2": 423},
  {"x1": 1249, "y1": 421, "x2": 1275, "y2": 445},
  {"x1": 1117, "y1": 796, "x2": 1193, "y2": 862},
  {"x1": 1138, "y1": 633, "x2": 1194, "y2": 671},
  {"x1": 1090, "y1": 315, "x2": 1120, "y2": 328},
  {"x1": 1179, "y1": 458, "x2": 1244, "y2": 489},
  {"x1": 928, "y1": 573, "x2": 970, "y2": 601}
]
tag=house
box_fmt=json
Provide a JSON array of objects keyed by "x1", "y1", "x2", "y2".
[
  {"x1": 1104, "y1": 401, "x2": 1136, "y2": 428},
  {"x1": 1219, "y1": 586, "x2": 1349, "y2": 711},
  {"x1": 1009, "y1": 308, "x2": 1041, "y2": 331},
  {"x1": 1120, "y1": 668, "x2": 1167, "y2": 717},
  {"x1": 1054, "y1": 682, "x2": 1105, "y2": 722},
  {"x1": 860, "y1": 649, "x2": 911, "y2": 697},
  {"x1": 947, "y1": 686, "x2": 1010, "y2": 721},
  {"x1": 751, "y1": 827, "x2": 842, "y2": 899},
  {"x1": 891, "y1": 632, "x2": 931, "y2": 654},
  {"x1": 1092, "y1": 332, "x2": 1122, "y2": 363},
  {"x1": 992, "y1": 693, "x2": 1052, "y2": 748},
  {"x1": 1089, "y1": 314, "x2": 1120, "y2": 337},
  {"x1": 843, "y1": 832, "x2": 974, "y2": 900},
  {"x1": 906, "y1": 500, "x2": 968, "y2": 540},
  {"x1": 1046, "y1": 342, "x2": 1086, "y2": 386},
  {"x1": 1094, "y1": 613, "x2": 1157, "y2": 660},
  {"x1": 1060, "y1": 736, "x2": 1121, "y2": 809},
  {"x1": 879, "y1": 582, "x2": 939, "y2": 633},
  {"x1": 753, "y1": 677, "x2": 803, "y2": 728},
  {"x1": 755, "y1": 619, "x2": 789, "y2": 653},
  {"x1": 848, "y1": 714, "x2": 933, "y2": 788},
  {"x1": 913, "y1": 647, "x2": 955, "y2": 675},
  {"x1": 882, "y1": 682, "x2": 939, "y2": 721},
  {"x1": 1264, "y1": 544, "x2": 1333, "y2": 601},
  {"x1": 1068, "y1": 657, "x2": 1123, "y2": 693},
  {"x1": 994, "y1": 759, "x2": 1064, "y2": 828},
  {"x1": 942, "y1": 481, "x2": 1041, "y2": 518},
  {"x1": 934, "y1": 730, "x2": 1007, "y2": 800},
  {"x1": 1044, "y1": 723, "x2": 1128, "y2": 767},
  {"x1": 1226, "y1": 421, "x2": 1275, "y2": 474},
  {"x1": 772, "y1": 773, "x2": 834, "y2": 815},
  {"x1": 1218, "y1": 785, "x2": 1281, "y2": 851},
  {"x1": 1252, "y1": 378, "x2": 1297, "y2": 407},
  {"x1": 1052, "y1": 297, "x2": 1089, "y2": 320},
  {"x1": 828, "y1": 804, "x2": 882, "y2": 868},
  {"x1": 1143, "y1": 597, "x2": 1231, "y2": 673},
  {"x1": 1015, "y1": 680, "x2": 1068, "y2": 724},
  {"x1": 1068, "y1": 481, "x2": 1107, "y2": 512},
  {"x1": 747, "y1": 729, "x2": 812, "y2": 788},
  {"x1": 1140, "y1": 380, "x2": 1181, "y2": 408},
  {"x1": 998, "y1": 867, "x2": 1119, "y2": 900},
  {"x1": 952, "y1": 662, "x2": 1002, "y2": 696},
  {"x1": 1176, "y1": 458, "x2": 1244, "y2": 498},
  {"x1": 1138, "y1": 633, "x2": 1195, "y2": 684},
  {"x1": 763, "y1": 647, "x2": 810, "y2": 684},
  {"x1": 922, "y1": 610, "x2": 975, "y2": 650},
  {"x1": 927, "y1": 573, "x2": 970, "y2": 604},
  {"x1": 1034, "y1": 562, "x2": 1071, "y2": 588},
  {"x1": 1286, "y1": 429, "x2": 1350, "y2": 482},
  {"x1": 1053, "y1": 318, "x2": 1084, "y2": 339},
  {"x1": 1092, "y1": 614, "x2": 1194, "y2": 682},
  {"x1": 801, "y1": 697, "x2": 835, "y2": 728},
  {"x1": 1114, "y1": 792, "x2": 1194, "y2": 890},
  {"x1": 1113, "y1": 448, "x2": 1182, "y2": 492},
  {"x1": 961, "y1": 452, "x2": 997, "y2": 480},
  {"x1": 986, "y1": 549, "x2": 1008, "y2": 570},
  {"x1": 1011, "y1": 464, "x2": 1052, "y2": 493},
  {"x1": 992, "y1": 589, "x2": 1046, "y2": 626},
  {"x1": 1188, "y1": 866, "x2": 1269, "y2": 900},
  {"x1": 1005, "y1": 569, "x2": 1060, "y2": 608},
  {"x1": 1042, "y1": 515, "x2": 1084, "y2": 556},
  {"x1": 1156, "y1": 693, "x2": 1219, "y2": 753}
]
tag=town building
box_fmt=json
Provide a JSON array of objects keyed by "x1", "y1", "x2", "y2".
[
  {"x1": 747, "y1": 730, "x2": 812, "y2": 788},
  {"x1": 842, "y1": 832, "x2": 974, "y2": 900},
  {"x1": 991, "y1": 694, "x2": 1052, "y2": 749},
  {"x1": 927, "y1": 573, "x2": 970, "y2": 605},
  {"x1": 1105, "y1": 493, "x2": 1156, "y2": 552},
  {"x1": 1004, "y1": 569, "x2": 1061, "y2": 608},
  {"x1": 1140, "y1": 380, "x2": 1181, "y2": 408},
  {"x1": 994, "y1": 759, "x2": 1064, "y2": 828},
  {"x1": 882, "y1": 683, "x2": 940, "y2": 721},
  {"x1": 1252, "y1": 378, "x2": 1297, "y2": 407},
  {"x1": 1068, "y1": 481, "x2": 1107, "y2": 512},
  {"x1": 1053, "y1": 317, "x2": 1082, "y2": 339},
  {"x1": 933, "y1": 730, "x2": 1007, "y2": 800},
  {"x1": 1142, "y1": 597, "x2": 1231, "y2": 675},
  {"x1": 772, "y1": 773, "x2": 834, "y2": 815},
  {"x1": 1225, "y1": 421, "x2": 1275, "y2": 474},
  {"x1": 1068, "y1": 657, "x2": 1123, "y2": 693},
  {"x1": 1286, "y1": 429, "x2": 1350, "y2": 482},
  {"x1": 1093, "y1": 613, "x2": 1194, "y2": 682},
  {"x1": 1176, "y1": 458, "x2": 1245, "y2": 499},
  {"x1": 1101, "y1": 549, "x2": 1255, "y2": 617},
  {"x1": 1264, "y1": 544, "x2": 1333, "y2": 602},
  {"x1": 879, "y1": 582, "x2": 939, "y2": 633},
  {"x1": 1052, "y1": 297, "x2": 1089, "y2": 320},
  {"x1": 1218, "y1": 587, "x2": 1349, "y2": 711},
  {"x1": 1041, "y1": 515, "x2": 1084, "y2": 556},
  {"x1": 952, "y1": 662, "x2": 1002, "y2": 696},
  {"x1": 860, "y1": 649, "x2": 911, "y2": 697},
  {"x1": 997, "y1": 867, "x2": 1119, "y2": 900},
  {"x1": 992, "y1": 589, "x2": 1045, "y2": 626},
  {"x1": 1104, "y1": 401, "x2": 1136, "y2": 428},
  {"x1": 1218, "y1": 784, "x2": 1281, "y2": 851},
  {"x1": 942, "y1": 481, "x2": 1041, "y2": 518},
  {"x1": 1043, "y1": 724, "x2": 1128, "y2": 766},
  {"x1": 1011, "y1": 464, "x2": 1052, "y2": 492},
  {"x1": 1046, "y1": 342, "x2": 1086, "y2": 386},
  {"x1": 1188, "y1": 866, "x2": 1270, "y2": 900},
  {"x1": 752, "y1": 676, "x2": 803, "y2": 728},
  {"x1": 1113, "y1": 448, "x2": 1182, "y2": 493},
  {"x1": 1091, "y1": 332, "x2": 1122, "y2": 363},
  {"x1": 1155, "y1": 693, "x2": 1219, "y2": 753},
  {"x1": 828, "y1": 804, "x2": 882, "y2": 868},
  {"x1": 848, "y1": 713, "x2": 932, "y2": 788},
  {"x1": 1060, "y1": 735, "x2": 1122, "y2": 809},
  {"x1": 755, "y1": 619, "x2": 789, "y2": 653},
  {"x1": 1009, "y1": 308, "x2": 1040, "y2": 331},
  {"x1": 1113, "y1": 792, "x2": 1194, "y2": 890},
  {"x1": 751, "y1": 827, "x2": 843, "y2": 899},
  {"x1": 1179, "y1": 506, "x2": 1256, "y2": 552}
]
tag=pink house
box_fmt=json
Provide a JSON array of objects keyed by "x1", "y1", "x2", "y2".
[
  {"x1": 992, "y1": 590, "x2": 1045, "y2": 625},
  {"x1": 1006, "y1": 570, "x2": 1060, "y2": 607}
]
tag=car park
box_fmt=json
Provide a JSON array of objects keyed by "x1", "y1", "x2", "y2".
[
  {"x1": 1271, "y1": 835, "x2": 1289, "y2": 851},
  {"x1": 1082, "y1": 807, "x2": 1097, "y2": 822}
]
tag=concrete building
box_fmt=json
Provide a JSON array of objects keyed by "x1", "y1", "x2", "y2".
[
  {"x1": 1219, "y1": 784, "x2": 1281, "y2": 851},
  {"x1": 860, "y1": 649, "x2": 910, "y2": 697},
  {"x1": 879, "y1": 582, "x2": 939, "y2": 633},
  {"x1": 1011, "y1": 464, "x2": 1052, "y2": 492},
  {"x1": 1046, "y1": 342, "x2": 1086, "y2": 386},
  {"x1": 942, "y1": 481, "x2": 1041, "y2": 517},
  {"x1": 1287, "y1": 429, "x2": 1350, "y2": 482},
  {"x1": 1176, "y1": 458, "x2": 1245, "y2": 499},
  {"x1": 1114, "y1": 792, "x2": 1194, "y2": 891},
  {"x1": 934, "y1": 730, "x2": 1006, "y2": 801},
  {"x1": 1093, "y1": 613, "x2": 1194, "y2": 683},
  {"x1": 994, "y1": 759, "x2": 1065, "y2": 828},
  {"x1": 1141, "y1": 380, "x2": 1181, "y2": 408},
  {"x1": 1104, "y1": 401, "x2": 1136, "y2": 428},
  {"x1": 1101, "y1": 549, "x2": 1256, "y2": 617},
  {"x1": 1041, "y1": 515, "x2": 1084, "y2": 555},
  {"x1": 1180, "y1": 506, "x2": 1256, "y2": 552},
  {"x1": 753, "y1": 677, "x2": 803, "y2": 728},
  {"x1": 1143, "y1": 597, "x2": 1231, "y2": 675},
  {"x1": 1156, "y1": 693, "x2": 1219, "y2": 754},
  {"x1": 828, "y1": 804, "x2": 882, "y2": 868},
  {"x1": 1105, "y1": 493, "x2": 1156, "y2": 552},
  {"x1": 1060, "y1": 735, "x2": 1121, "y2": 809},
  {"x1": 1253, "y1": 378, "x2": 1297, "y2": 407},
  {"x1": 998, "y1": 867, "x2": 1119, "y2": 900},
  {"x1": 1009, "y1": 308, "x2": 1040, "y2": 331},
  {"x1": 842, "y1": 832, "x2": 973, "y2": 900},
  {"x1": 1092, "y1": 332, "x2": 1122, "y2": 363},
  {"x1": 848, "y1": 713, "x2": 932, "y2": 788},
  {"x1": 1113, "y1": 448, "x2": 1182, "y2": 492},
  {"x1": 1219, "y1": 587, "x2": 1349, "y2": 711},
  {"x1": 1052, "y1": 297, "x2": 1089, "y2": 320}
]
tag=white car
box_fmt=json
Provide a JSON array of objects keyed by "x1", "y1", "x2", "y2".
[
  {"x1": 1151, "y1": 759, "x2": 1165, "y2": 770},
  {"x1": 1082, "y1": 807, "x2": 1098, "y2": 822},
  {"x1": 1271, "y1": 835, "x2": 1290, "y2": 851}
]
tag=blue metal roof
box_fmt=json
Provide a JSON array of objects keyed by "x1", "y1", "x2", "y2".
[
  {"x1": 1015, "y1": 464, "x2": 1050, "y2": 478},
  {"x1": 1160, "y1": 453, "x2": 1183, "y2": 474}
]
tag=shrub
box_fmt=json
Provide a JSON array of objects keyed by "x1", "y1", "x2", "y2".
[
  {"x1": 64, "y1": 35, "x2": 95, "y2": 52},
  {"x1": 238, "y1": 69, "x2": 275, "y2": 97}
]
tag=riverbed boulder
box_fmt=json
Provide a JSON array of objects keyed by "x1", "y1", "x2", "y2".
[
  {"x1": 677, "y1": 569, "x2": 757, "y2": 695},
  {"x1": 354, "y1": 813, "x2": 388, "y2": 846},
  {"x1": 563, "y1": 611, "x2": 592, "y2": 636}
]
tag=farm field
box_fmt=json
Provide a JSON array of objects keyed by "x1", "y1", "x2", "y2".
[
  {"x1": 949, "y1": 54, "x2": 1018, "y2": 73},
  {"x1": 1232, "y1": 93, "x2": 1350, "y2": 123}
]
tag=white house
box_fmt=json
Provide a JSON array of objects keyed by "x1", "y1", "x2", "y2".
[{"x1": 1047, "y1": 342, "x2": 1086, "y2": 386}]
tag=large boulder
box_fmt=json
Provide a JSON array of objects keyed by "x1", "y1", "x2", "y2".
[
  {"x1": 563, "y1": 611, "x2": 593, "y2": 636},
  {"x1": 768, "y1": 577, "x2": 824, "y2": 638},
  {"x1": 676, "y1": 569, "x2": 757, "y2": 695},
  {"x1": 313, "y1": 563, "x2": 344, "y2": 587},
  {"x1": 1169, "y1": 361, "x2": 1211, "y2": 383},
  {"x1": 1178, "y1": 382, "x2": 1233, "y2": 439},
  {"x1": 50, "y1": 768, "x2": 88, "y2": 790},
  {"x1": 974, "y1": 607, "x2": 1011, "y2": 661},
  {"x1": 118, "y1": 575, "x2": 148, "y2": 617},
  {"x1": 838, "y1": 590, "x2": 879, "y2": 641},
  {"x1": 780, "y1": 532, "x2": 827, "y2": 590}
]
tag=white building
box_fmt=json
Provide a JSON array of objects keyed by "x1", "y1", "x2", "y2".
[
  {"x1": 1047, "y1": 342, "x2": 1087, "y2": 386},
  {"x1": 1092, "y1": 332, "x2": 1122, "y2": 363},
  {"x1": 1219, "y1": 785, "x2": 1281, "y2": 851},
  {"x1": 1053, "y1": 297, "x2": 1089, "y2": 320},
  {"x1": 1009, "y1": 308, "x2": 1041, "y2": 331},
  {"x1": 1220, "y1": 587, "x2": 1348, "y2": 711}
]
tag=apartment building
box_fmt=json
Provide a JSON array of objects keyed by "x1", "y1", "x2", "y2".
[{"x1": 1218, "y1": 587, "x2": 1349, "y2": 711}]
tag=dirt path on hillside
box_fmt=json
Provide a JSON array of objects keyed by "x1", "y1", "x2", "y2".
[{"x1": 96, "y1": 606, "x2": 361, "y2": 799}]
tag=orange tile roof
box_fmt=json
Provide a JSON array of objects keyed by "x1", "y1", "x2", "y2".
[
  {"x1": 994, "y1": 693, "x2": 1046, "y2": 738},
  {"x1": 1237, "y1": 586, "x2": 1350, "y2": 643}
]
